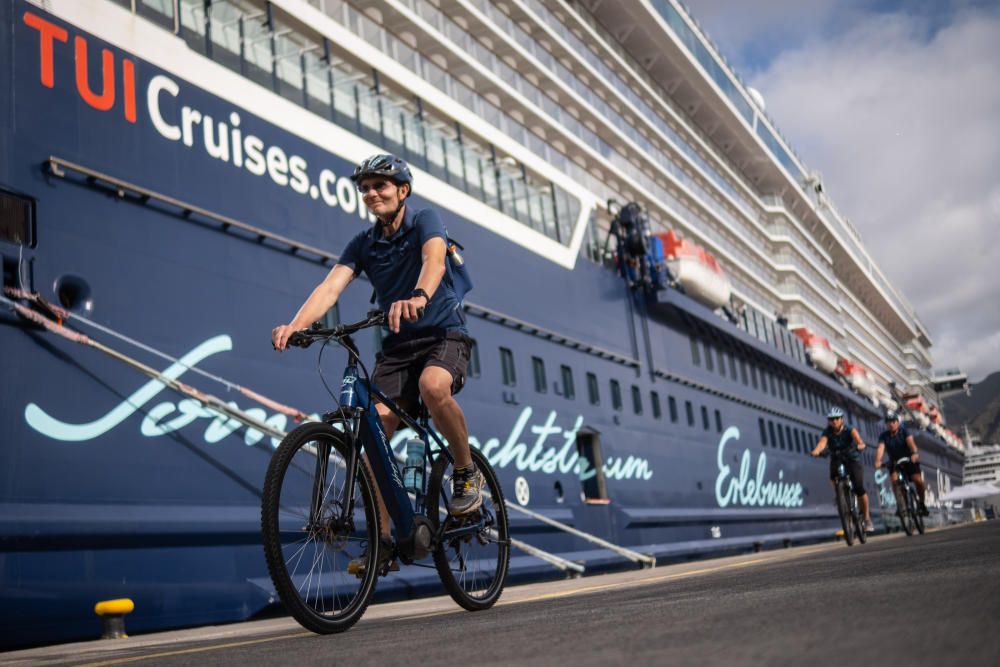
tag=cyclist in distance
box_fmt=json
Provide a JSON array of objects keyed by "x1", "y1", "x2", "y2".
[
  {"x1": 811, "y1": 406, "x2": 875, "y2": 533},
  {"x1": 874, "y1": 412, "x2": 929, "y2": 516},
  {"x1": 272, "y1": 153, "x2": 481, "y2": 574}
]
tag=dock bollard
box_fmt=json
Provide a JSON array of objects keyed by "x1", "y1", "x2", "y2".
[{"x1": 94, "y1": 598, "x2": 134, "y2": 639}]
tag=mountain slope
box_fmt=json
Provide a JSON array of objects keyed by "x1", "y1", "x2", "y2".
[{"x1": 943, "y1": 370, "x2": 1000, "y2": 445}]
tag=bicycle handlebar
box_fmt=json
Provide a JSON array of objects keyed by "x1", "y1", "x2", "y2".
[{"x1": 286, "y1": 310, "x2": 386, "y2": 348}]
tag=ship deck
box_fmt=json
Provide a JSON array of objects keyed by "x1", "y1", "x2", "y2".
[{"x1": 6, "y1": 520, "x2": 998, "y2": 666}]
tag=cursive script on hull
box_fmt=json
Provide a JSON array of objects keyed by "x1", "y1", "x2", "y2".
[
  {"x1": 23, "y1": 336, "x2": 655, "y2": 481},
  {"x1": 715, "y1": 427, "x2": 804, "y2": 508}
]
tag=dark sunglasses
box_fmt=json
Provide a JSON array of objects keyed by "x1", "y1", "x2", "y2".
[{"x1": 357, "y1": 180, "x2": 392, "y2": 194}]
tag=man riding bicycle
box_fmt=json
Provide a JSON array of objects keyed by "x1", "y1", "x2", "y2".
[
  {"x1": 272, "y1": 154, "x2": 482, "y2": 575},
  {"x1": 811, "y1": 407, "x2": 874, "y2": 533},
  {"x1": 874, "y1": 412, "x2": 928, "y2": 516}
]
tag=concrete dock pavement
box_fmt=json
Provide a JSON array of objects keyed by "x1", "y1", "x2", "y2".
[{"x1": 4, "y1": 521, "x2": 998, "y2": 666}]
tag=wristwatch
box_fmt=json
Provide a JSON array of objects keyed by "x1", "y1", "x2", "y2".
[{"x1": 410, "y1": 288, "x2": 430, "y2": 304}]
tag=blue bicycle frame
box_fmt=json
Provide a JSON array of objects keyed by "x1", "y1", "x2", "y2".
[{"x1": 336, "y1": 359, "x2": 455, "y2": 545}]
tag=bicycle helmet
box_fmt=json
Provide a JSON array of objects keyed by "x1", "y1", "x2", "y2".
[
  {"x1": 827, "y1": 406, "x2": 845, "y2": 419},
  {"x1": 350, "y1": 154, "x2": 413, "y2": 189},
  {"x1": 885, "y1": 411, "x2": 899, "y2": 422}
]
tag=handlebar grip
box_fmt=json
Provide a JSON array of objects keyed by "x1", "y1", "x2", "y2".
[{"x1": 287, "y1": 331, "x2": 312, "y2": 348}]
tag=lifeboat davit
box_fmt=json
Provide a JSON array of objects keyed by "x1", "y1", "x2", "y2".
[
  {"x1": 655, "y1": 231, "x2": 731, "y2": 310},
  {"x1": 792, "y1": 328, "x2": 838, "y2": 374},
  {"x1": 837, "y1": 358, "x2": 872, "y2": 396}
]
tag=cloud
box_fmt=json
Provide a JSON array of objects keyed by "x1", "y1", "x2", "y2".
[{"x1": 688, "y1": 2, "x2": 1000, "y2": 382}]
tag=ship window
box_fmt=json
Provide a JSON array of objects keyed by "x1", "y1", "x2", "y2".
[
  {"x1": 0, "y1": 189, "x2": 35, "y2": 247},
  {"x1": 610, "y1": 380, "x2": 622, "y2": 411},
  {"x1": 373, "y1": 325, "x2": 383, "y2": 353},
  {"x1": 715, "y1": 410, "x2": 723, "y2": 433},
  {"x1": 532, "y1": 356, "x2": 547, "y2": 393},
  {"x1": 468, "y1": 340, "x2": 481, "y2": 378},
  {"x1": 759, "y1": 418, "x2": 767, "y2": 446},
  {"x1": 768, "y1": 421, "x2": 777, "y2": 448},
  {"x1": 651, "y1": 391, "x2": 662, "y2": 420},
  {"x1": 792, "y1": 384, "x2": 800, "y2": 406},
  {"x1": 729, "y1": 354, "x2": 738, "y2": 380},
  {"x1": 686, "y1": 401, "x2": 694, "y2": 427},
  {"x1": 769, "y1": 374, "x2": 778, "y2": 397},
  {"x1": 717, "y1": 349, "x2": 726, "y2": 377},
  {"x1": 136, "y1": 0, "x2": 175, "y2": 31},
  {"x1": 500, "y1": 347, "x2": 516, "y2": 386},
  {"x1": 586, "y1": 372, "x2": 600, "y2": 405},
  {"x1": 785, "y1": 426, "x2": 794, "y2": 452},
  {"x1": 560, "y1": 365, "x2": 575, "y2": 399},
  {"x1": 794, "y1": 429, "x2": 802, "y2": 453},
  {"x1": 669, "y1": 396, "x2": 678, "y2": 423},
  {"x1": 690, "y1": 336, "x2": 701, "y2": 366},
  {"x1": 777, "y1": 424, "x2": 786, "y2": 450},
  {"x1": 778, "y1": 378, "x2": 786, "y2": 402},
  {"x1": 701, "y1": 405, "x2": 710, "y2": 431},
  {"x1": 576, "y1": 430, "x2": 609, "y2": 503},
  {"x1": 631, "y1": 385, "x2": 642, "y2": 415},
  {"x1": 705, "y1": 344, "x2": 715, "y2": 371},
  {"x1": 740, "y1": 361, "x2": 749, "y2": 386},
  {"x1": 750, "y1": 365, "x2": 759, "y2": 390}
]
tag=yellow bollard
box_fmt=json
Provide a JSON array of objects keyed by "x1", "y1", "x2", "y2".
[{"x1": 94, "y1": 598, "x2": 134, "y2": 639}]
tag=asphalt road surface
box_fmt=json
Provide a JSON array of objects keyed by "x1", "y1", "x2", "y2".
[{"x1": 7, "y1": 521, "x2": 999, "y2": 667}]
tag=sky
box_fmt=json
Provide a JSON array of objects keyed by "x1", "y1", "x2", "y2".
[{"x1": 681, "y1": 0, "x2": 1000, "y2": 383}]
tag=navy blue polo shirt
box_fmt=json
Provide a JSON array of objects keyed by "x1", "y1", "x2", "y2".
[
  {"x1": 879, "y1": 426, "x2": 912, "y2": 461},
  {"x1": 338, "y1": 206, "x2": 467, "y2": 335},
  {"x1": 823, "y1": 424, "x2": 860, "y2": 459}
]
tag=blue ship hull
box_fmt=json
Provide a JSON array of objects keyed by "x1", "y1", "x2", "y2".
[{"x1": 0, "y1": 1, "x2": 964, "y2": 648}]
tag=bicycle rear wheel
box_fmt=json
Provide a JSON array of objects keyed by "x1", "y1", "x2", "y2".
[
  {"x1": 428, "y1": 447, "x2": 510, "y2": 611},
  {"x1": 261, "y1": 422, "x2": 381, "y2": 634},
  {"x1": 836, "y1": 482, "x2": 854, "y2": 546}
]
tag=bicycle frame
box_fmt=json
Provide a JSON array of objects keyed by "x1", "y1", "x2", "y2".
[{"x1": 307, "y1": 323, "x2": 480, "y2": 562}]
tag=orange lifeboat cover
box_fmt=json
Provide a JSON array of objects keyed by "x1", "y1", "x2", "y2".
[
  {"x1": 655, "y1": 231, "x2": 725, "y2": 275},
  {"x1": 792, "y1": 327, "x2": 833, "y2": 351}
]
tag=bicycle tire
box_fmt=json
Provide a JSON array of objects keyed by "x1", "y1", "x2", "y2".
[
  {"x1": 853, "y1": 495, "x2": 867, "y2": 544},
  {"x1": 835, "y1": 482, "x2": 854, "y2": 546},
  {"x1": 910, "y1": 486, "x2": 926, "y2": 535},
  {"x1": 914, "y1": 508, "x2": 925, "y2": 534},
  {"x1": 261, "y1": 421, "x2": 381, "y2": 634},
  {"x1": 428, "y1": 447, "x2": 510, "y2": 611}
]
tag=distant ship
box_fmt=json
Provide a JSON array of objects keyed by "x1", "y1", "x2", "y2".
[{"x1": 0, "y1": 0, "x2": 964, "y2": 648}]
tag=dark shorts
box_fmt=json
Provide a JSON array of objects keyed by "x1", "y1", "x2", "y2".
[
  {"x1": 892, "y1": 460, "x2": 922, "y2": 478},
  {"x1": 830, "y1": 456, "x2": 867, "y2": 496},
  {"x1": 371, "y1": 331, "x2": 471, "y2": 404}
]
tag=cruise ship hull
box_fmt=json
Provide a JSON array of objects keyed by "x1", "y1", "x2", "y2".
[{"x1": 0, "y1": 1, "x2": 964, "y2": 648}]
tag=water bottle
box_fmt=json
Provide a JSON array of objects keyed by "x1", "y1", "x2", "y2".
[{"x1": 403, "y1": 437, "x2": 425, "y2": 493}]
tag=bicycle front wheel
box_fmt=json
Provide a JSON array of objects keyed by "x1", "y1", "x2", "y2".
[
  {"x1": 910, "y1": 487, "x2": 926, "y2": 535},
  {"x1": 853, "y1": 496, "x2": 867, "y2": 544},
  {"x1": 261, "y1": 421, "x2": 381, "y2": 634},
  {"x1": 836, "y1": 482, "x2": 854, "y2": 546},
  {"x1": 428, "y1": 447, "x2": 510, "y2": 611}
]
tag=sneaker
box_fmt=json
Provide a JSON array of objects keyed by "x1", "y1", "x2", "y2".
[
  {"x1": 864, "y1": 519, "x2": 875, "y2": 534},
  {"x1": 450, "y1": 465, "x2": 485, "y2": 516},
  {"x1": 347, "y1": 536, "x2": 398, "y2": 578}
]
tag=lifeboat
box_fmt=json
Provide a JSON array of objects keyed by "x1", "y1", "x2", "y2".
[
  {"x1": 792, "y1": 327, "x2": 838, "y2": 374},
  {"x1": 837, "y1": 358, "x2": 872, "y2": 396},
  {"x1": 928, "y1": 405, "x2": 943, "y2": 425},
  {"x1": 655, "y1": 231, "x2": 731, "y2": 310}
]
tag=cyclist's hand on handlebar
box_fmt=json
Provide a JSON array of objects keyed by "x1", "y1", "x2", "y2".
[
  {"x1": 910, "y1": 453, "x2": 919, "y2": 463},
  {"x1": 387, "y1": 297, "x2": 426, "y2": 333},
  {"x1": 272, "y1": 323, "x2": 298, "y2": 352}
]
